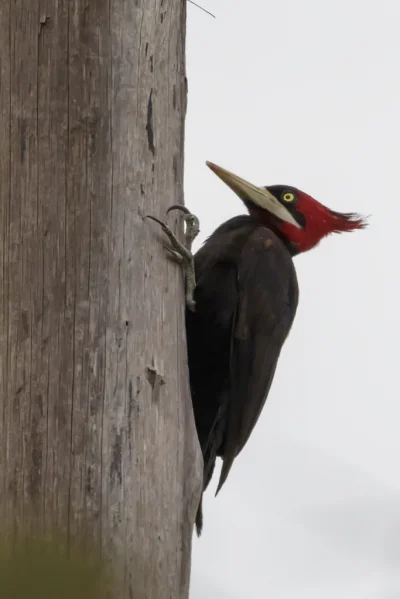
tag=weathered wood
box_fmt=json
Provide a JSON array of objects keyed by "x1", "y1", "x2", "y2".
[{"x1": 0, "y1": 1, "x2": 202, "y2": 597}]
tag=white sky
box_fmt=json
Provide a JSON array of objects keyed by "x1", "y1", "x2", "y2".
[{"x1": 185, "y1": 1, "x2": 400, "y2": 597}]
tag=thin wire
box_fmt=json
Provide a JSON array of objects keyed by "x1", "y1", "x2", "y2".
[{"x1": 188, "y1": 0, "x2": 216, "y2": 18}]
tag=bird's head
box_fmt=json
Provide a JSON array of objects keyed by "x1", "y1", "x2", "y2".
[{"x1": 206, "y1": 161, "x2": 367, "y2": 254}]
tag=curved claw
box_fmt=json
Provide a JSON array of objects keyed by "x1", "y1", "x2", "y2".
[
  {"x1": 166, "y1": 205, "x2": 200, "y2": 239},
  {"x1": 145, "y1": 209, "x2": 198, "y2": 312},
  {"x1": 145, "y1": 213, "x2": 191, "y2": 261},
  {"x1": 145, "y1": 215, "x2": 165, "y2": 227},
  {"x1": 166, "y1": 204, "x2": 192, "y2": 216}
]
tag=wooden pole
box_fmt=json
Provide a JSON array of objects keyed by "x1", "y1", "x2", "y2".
[{"x1": 0, "y1": 1, "x2": 202, "y2": 596}]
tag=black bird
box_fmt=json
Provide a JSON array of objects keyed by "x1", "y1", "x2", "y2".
[{"x1": 147, "y1": 161, "x2": 366, "y2": 535}]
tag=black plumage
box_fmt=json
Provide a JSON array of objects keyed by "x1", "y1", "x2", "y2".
[
  {"x1": 146, "y1": 161, "x2": 366, "y2": 536},
  {"x1": 187, "y1": 215, "x2": 299, "y2": 534}
]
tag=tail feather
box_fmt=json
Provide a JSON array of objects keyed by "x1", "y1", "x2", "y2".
[
  {"x1": 195, "y1": 495, "x2": 203, "y2": 536},
  {"x1": 195, "y1": 402, "x2": 227, "y2": 535}
]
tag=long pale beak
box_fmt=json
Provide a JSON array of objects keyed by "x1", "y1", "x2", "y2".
[{"x1": 206, "y1": 161, "x2": 302, "y2": 229}]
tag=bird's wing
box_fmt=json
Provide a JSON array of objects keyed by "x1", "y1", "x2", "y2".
[
  {"x1": 216, "y1": 227, "x2": 299, "y2": 494},
  {"x1": 187, "y1": 258, "x2": 238, "y2": 489}
]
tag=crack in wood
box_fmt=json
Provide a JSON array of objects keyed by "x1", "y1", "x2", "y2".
[
  {"x1": 146, "y1": 89, "x2": 155, "y2": 156},
  {"x1": 146, "y1": 363, "x2": 165, "y2": 402}
]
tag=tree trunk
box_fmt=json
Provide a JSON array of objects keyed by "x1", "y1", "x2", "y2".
[{"x1": 0, "y1": 1, "x2": 202, "y2": 597}]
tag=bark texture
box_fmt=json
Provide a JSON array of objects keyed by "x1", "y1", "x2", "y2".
[{"x1": 0, "y1": 1, "x2": 202, "y2": 597}]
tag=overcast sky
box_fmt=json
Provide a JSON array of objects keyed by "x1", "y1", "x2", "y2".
[{"x1": 184, "y1": 1, "x2": 400, "y2": 597}]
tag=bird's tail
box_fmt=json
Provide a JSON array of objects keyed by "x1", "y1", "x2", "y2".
[
  {"x1": 195, "y1": 403, "x2": 227, "y2": 535},
  {"x1": 195, "y1": 495, "x2": 203, "y2": 536}
]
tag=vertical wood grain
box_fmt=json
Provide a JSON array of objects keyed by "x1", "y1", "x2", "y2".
[{"x1": 0, "y1": 0, "x2": 202, "y2": 596}]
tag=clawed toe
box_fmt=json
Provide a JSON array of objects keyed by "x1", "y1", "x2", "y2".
[{"x1": 145, "y1": 206, "x2": 200, "y2": 312}]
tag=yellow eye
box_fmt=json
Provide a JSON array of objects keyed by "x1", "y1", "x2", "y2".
[{"x1": 282, "y1": 192, "x2": 295, "y2": 203}]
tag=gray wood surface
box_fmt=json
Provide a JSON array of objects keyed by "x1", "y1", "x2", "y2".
[{"x1": 0, "y1": 1, "x2": 202, "y2": 597}]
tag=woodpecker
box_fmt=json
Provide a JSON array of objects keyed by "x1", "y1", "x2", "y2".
[{"x1": 147, "y1": 161, "x2": 367, "y2": 535}]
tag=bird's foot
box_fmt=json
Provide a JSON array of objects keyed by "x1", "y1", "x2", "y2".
[{"x1": 146, "y1": 205, "x2": 200, "y2": 312}]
